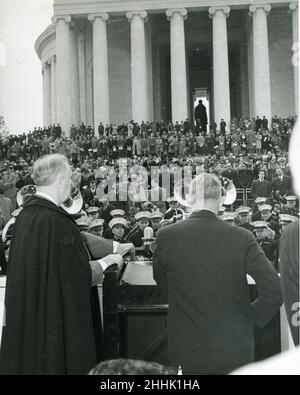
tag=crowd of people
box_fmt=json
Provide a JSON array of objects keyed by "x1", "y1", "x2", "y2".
[
  {"x1": 0, "y1": 112, "x2": 298, "y2": 375},
  {"x1": 0, "y1": 115, "x2": 298, "y2": 272}
]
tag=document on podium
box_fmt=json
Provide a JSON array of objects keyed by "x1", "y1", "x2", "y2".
[{"x1": 121, "y1": 262, "x2": 157, "y2": 286}]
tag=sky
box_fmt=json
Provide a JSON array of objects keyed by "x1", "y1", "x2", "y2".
[{"x1": 0, "y1": 0, "x2": 53, "y2": 134}]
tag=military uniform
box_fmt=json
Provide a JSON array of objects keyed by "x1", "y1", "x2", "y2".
[
  {"x1": 127, "y1": 227, "x2": 144, "y2": 247},
  {"x1": 258, "y1": 239, "x2": 278, "y2": 269},
  {"x1": 126, "y1": 211, "x2": 151, "y2": 248},
  {"x1": 235, "y1": 207, "x2": 254, "y2": 231},
  {"x1": 253, "y1": 221, "x2": 279, "y2": 270}
]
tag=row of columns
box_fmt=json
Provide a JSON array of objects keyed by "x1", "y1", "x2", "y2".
[{"x1": 43, "y1": 3, "x2": 299, "y2": 135}]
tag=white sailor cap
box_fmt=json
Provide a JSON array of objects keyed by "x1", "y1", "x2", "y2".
[
  {"x1": 135, "y1": 211, "x2": 151, "y2": 221},
  {"x1": 259, "y1": 204, "x2": 272, "y2": 212},
  {"x1": 253, "y1": 221, "x2": 268, "y2": 229},
  {"x1": 76, "y1": 216, "x2": 89, "y2": 228},
  {"x1": 255, "y1": 197, "x2": 267, "y2": 204},
  {"x1": 285, "y1": 195, "x2": 297, "y2": 202},
  {"x1": 279, "y1": 214, "x2": 298, "y2": 224},
  {"x1": 167, "y1": 197, "x2": 178, "y2": 203},
  {"x1": 150, "y1": 211, "x2": 164, "y2": 220},
  {"x1": 223, "y1": 214, "x2": 235, "y2": 222},
  {"x1": 86, "y1": 206, "x2": 99, "y2": 215},
  {"x1": 89, "y1": 219, "x2": 105, "y2": 230},
  {"x1": 109, "y1": 217, "x2": 127, "y2": 229},
  {"x1": 236, "y1": 206, "x2": 251, "y2": 215},
  {"x1": 110, "y1": 209, "x2": 125, "y2": 218}
]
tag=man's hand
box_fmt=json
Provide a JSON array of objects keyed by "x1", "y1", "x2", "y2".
[
  {"x1": 102, "y1": 254, "x2": 123, "y2": 268},
  {"x1": 116, "y1": 243, "x2": 135, "y2": 258}
]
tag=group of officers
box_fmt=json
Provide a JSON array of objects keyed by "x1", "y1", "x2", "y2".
[
  {"x1": 219, "y1": 195, "x2": 298, "y2": 270},
  {"x1": 75, "y1": 196, "x2": 186, "y2": 248},
  {"x1": 73, "y1": 192, "x2": 298, "y2": 271}
]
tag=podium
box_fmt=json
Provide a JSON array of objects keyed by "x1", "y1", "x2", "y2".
[{"x1": 102, "y1": 261, "x2": 283, "y2": 366}]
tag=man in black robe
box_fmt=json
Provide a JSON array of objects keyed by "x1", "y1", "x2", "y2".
[
  {"x1": 0, "y1": 154, "x2": 123, "y2": 375},
  {"x1": 194, "y1": 100, "x2": 208, "y2": 133}
]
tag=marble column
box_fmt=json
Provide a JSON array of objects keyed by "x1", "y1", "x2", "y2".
[
  {"x1": 289, "y1": 2, "x2": 299, "y2": 115},
  {"x1": 78, "y1": 31, "x2": 87, "y2": 125},
  {"x1": 49, "y1": 56, "x2": 57, "y2": 124},
  {"x1": 53, "y1": 15, "x2": 72, "y2": 136},
  {"x1": 85, "y1": 26, "x2": 94, "y2": 127},
  {"x1": 209, "y1": 6, "x2": 231, "y2": 130},
  {"x1": 166, "y1": 8, "x2": 188, "y2": 124},
  {"x1": 126, "y1": 11, "x2": 148, "y2": 123},
  {"x1": 70, "y1": 26, "x2": 80, "y2": 127},
  {"x1": 249, "y1": 4, "x2": 272, "y2": 123},
  {"x1": 146, "y1": 24, "x2": 154, "y2": 121},
  {"x1": 88, "y1": 13, "x2": 110, "y2": 128},
  {"x1": 43, "y1": 61, "x2": 51, "y2": 127}
]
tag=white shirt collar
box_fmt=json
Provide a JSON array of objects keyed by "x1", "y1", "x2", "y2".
[{"x1": 35, "y1": 191, "x2": 59, "y2": 206}]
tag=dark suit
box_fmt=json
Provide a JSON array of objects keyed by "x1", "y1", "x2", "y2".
[
  {"x1": 83, "y1": 188, "x2": 98, "y2": 207},
  {"x1": 99, "y1": 204, "x2": 116, "y2": 226},
  {"x1": 251, "y1": 179, "x2": 272, "y2": 199},
  {"x1": 153, "y1": 210, "x2": 282, "y2": 374},
  {"x1": 271, "y1": 175, "x2": 293, "y2": 197}
]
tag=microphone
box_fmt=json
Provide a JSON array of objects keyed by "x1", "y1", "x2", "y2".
[
  {"x1": 143, "y1": 227, "x2": 154, "y2": 246},
  {"x1": 143, "y1": 227, "x2": 154, "y2": 260}
]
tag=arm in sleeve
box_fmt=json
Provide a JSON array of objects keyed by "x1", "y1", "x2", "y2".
[
  {"x1": 245, "y1": 231, "x2": 283, "y2": 328},
  {"x1": 89, "y1": 260, "x2": 105, "y2": 286},
  {"x1": 152, "y1": 231, "x2": 168, "y2": 301},
  {"x1": 81, "y1": 232, "x2": 113, "y2": 259}
]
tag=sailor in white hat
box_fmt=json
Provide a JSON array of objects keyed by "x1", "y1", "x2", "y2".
[
  {"x1": 259, "y1": 204, "x2": 280, "y2": 238},
  {"x1": 279, "y1": 214, "x2": 298, "y2": 231},
  {"x1": 253, "y1": 221, "x2": 278, "y2": 268},
  {"x1": 282, "y1": 195, "x2": 299, "y2": 217},
  {"x1": 86, "y1": 206, "x2": 99, "y2": 221},
  {"x1": 223, "y1": 213, "x2": 236, "y2": 225},
  {"x1": 89, "y1": 218, "x2": 105, "y2": 237},
  {"x1": 110, "y1": 209, "x2": 125, "y2": 218},
  {"x1": 164, "y1": 197, "x2": 185, "y2": 222},
  {"x1": 108, "y1": 217, "x2": 128, "y2": 243},
  {"x1": 126, "y1": 211, "x2": 151, "y2": 247},
  {"x1": 235, "y1": 207, "x2": 254, "y2": 231},
  {"x1": 252, "y1": 197, "x2": 267, "y2": 221},
  {"x1": 150, "y1": 211, "x2": 164, "y2": 235},
  {"x1": 75, "y1": 216, "x2": 89, "y2": 232}
]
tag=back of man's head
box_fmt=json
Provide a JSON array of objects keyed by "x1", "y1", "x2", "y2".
[
  {"x1": 32, "y1": 154, "x2": 69, "y2": 187},
  {"x1": 188, "y1": 173, "x2": 222, "y2": 210}
]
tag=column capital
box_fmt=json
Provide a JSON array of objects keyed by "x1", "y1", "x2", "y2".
[
  {"x1": 289, "y1": 2, "x2": 298, "y2": 12},
  {"x1": 208, "y1": 6, "x2": 230, "y2": 18},
  {"x1": 52, "y1": 15, "x2": 72, "y2": 24},
  {"x1": 166, "y1": 8, "x2": 188, "y2": 21},
  {"x1": 249, "y1": 4, "x2": 271, "y2": 16},
  {"x1": 126, "y1": 10, "x2": 147, "y2": 21},
  {"x1": 88, "y1": 13, "x2": 109, "y2": 23}
]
